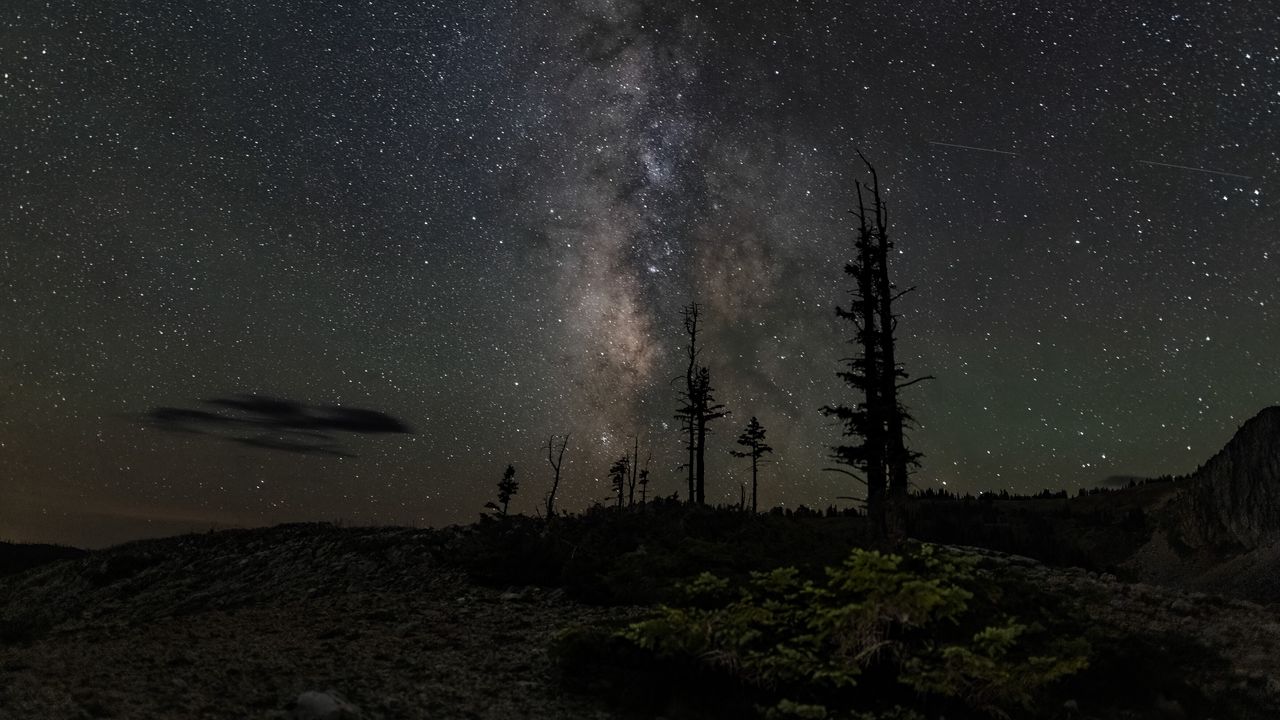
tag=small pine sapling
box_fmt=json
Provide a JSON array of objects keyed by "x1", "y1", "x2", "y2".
[
  {"x1": 729, "y1": 416, "x2": 773, "y2": 513},
  {"x1": 486, "y1": 464, "x2": 519, "y2": 516}
]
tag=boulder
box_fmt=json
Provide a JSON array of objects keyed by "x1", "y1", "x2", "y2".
[{"x1": 292, "y1": 690, "x2": 361, "y2": 720}]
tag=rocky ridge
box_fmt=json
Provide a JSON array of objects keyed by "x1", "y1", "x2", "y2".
[
  {"x1": 1120, "y1": 407, "x2": 1280, "y2": 600},
  {"x1": 1166, "y1": 406, "x2": 1280, "y2": 550}
]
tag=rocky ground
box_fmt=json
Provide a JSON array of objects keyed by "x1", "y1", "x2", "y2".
[
  {"x1": 3, "y1": 523, "x2": 1280, "y2": 719},
  {"x1": 962, "y1": 546, "x2": 1280, "y2": 717},
  {"x1": 0, "y1": 524, "x2": 638, "y2": 719}
]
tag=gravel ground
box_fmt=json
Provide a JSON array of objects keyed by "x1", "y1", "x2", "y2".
[
  {"x1": 0, "y1": 579, "x2": 634, "y2": 719},
  {"x1": 0, "y1": 525, "x2": 640, "y2": 719}
]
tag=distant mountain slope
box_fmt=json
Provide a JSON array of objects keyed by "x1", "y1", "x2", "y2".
[
  {"x1": 1165, "y1": 406, "x2": 1280, "y2": 550},
  {"x1": 1119, "y1": 406, "x2": 1280, "y2": 600},
  {"x1": 902, "y1": 407, "x2": 1280, "y2": 604}
]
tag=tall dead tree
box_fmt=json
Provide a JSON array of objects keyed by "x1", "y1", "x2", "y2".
[
  {"x1": 627, "y1": 435, "x2": 639, "y2": 507},
  {"x1": 693, "y1": 366, "x2": 728, "y2": 505},
  {"x1": 675, "y1": 303, "x2": 729, "y2": 506},
  {"x1": 823, "y1": 154, "x2": 929, "y2": 544},
  {"x1": 822, "y1": 176, "x2": 888, "y2": 538},
  {"x1": 857, "y1": 152, "x2": 930, "y2": 539},
  {"x1": 637, "y1": 448, "x2": 652, "y2": 506},
  {"x1": 544, "y1": 434, "x2": 569, "y2": 518},
  {"x1": 676, "y1": 303, "x2": 702, "y2": 504}
]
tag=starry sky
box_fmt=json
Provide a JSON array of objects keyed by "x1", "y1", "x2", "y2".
[{"x1": 3, "y1": 1, "x2": 1277, "y2": 548}]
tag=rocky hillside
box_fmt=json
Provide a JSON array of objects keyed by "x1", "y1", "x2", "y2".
[
  {"x1": 1165, "y1": 406, "x2": 1280, "y2": 550},
  {"x1": 0, "y1": 523, "x2": 638, "y2": 719},
  {"x1": 2, "y1": 522, "x2": 1280, "y2": 718},
  {"x1": 902, "y1": 407, "x2": 1280, "y2": 605},
  {"x1": 1121, "y1": 407, "x2": 1280, "y2": 600}
]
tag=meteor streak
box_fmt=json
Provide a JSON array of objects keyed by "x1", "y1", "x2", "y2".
[
  {"x1": 927, "y1": 141, "x2": 1018, "y2": 156},
  {"x1": 1137, "y1": 160, "x2": 1252, "y2": 180}
]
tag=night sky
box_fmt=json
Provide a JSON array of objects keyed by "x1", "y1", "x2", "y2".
[{"x1": 3, "y1": 1, "x2": 1277, "y2": 548}]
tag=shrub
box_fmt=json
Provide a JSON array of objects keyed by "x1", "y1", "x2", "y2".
[
  {"x1": 451, "y1": 503, "x2": 868, "y2": 605},
  {"x1": 618, "y1": 544, "x2": 1090, "y2": 719}
]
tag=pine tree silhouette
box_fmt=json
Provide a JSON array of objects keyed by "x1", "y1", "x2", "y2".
[
  {"x1": 487, "y1": 464, "x2": 519, "y2": 516},
  {"x1": 730, "y1": 416, "x2": 773, "y2": 514},
  {"x1": 692, "y1": 366, "x2": 728, "y2": 505},
  {"x1": 608, "y1": 455, "x2": 630, "y2": 510}
]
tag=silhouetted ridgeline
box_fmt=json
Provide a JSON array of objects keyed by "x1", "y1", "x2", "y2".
[
  {"x1": 0, "y1": 541, "x2": 86, "y2": 578},
  {"x1": 904, "y1": 489, "x2": 1155, "y2": 570}
]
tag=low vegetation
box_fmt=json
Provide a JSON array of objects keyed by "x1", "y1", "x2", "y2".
[
  {"x1": 557, "y1": 543, "x2": 1091, "y2": 719},
  {"x1": 451, "y1": 499, "x2": 869, "y2": 605},
  {"x1": 466, "y1": 505, "x2": 1236, "y2": 719}
]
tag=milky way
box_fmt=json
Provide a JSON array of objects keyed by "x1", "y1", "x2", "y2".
[{"x1": 2, "y1": 1, "x2": 1277, "y2": 546}]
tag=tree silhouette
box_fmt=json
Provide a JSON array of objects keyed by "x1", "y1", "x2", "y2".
[
  {"x1": 545, "y1": 434, "x2": 569, "y2": 518},
  {"x1": 730, "y1": 416, "x2": 773, "y2": 514},
  {"x1": 627, "y1": 435, "x2": 639, "y2": 507},
  {"x1": 822, "y1": 154, "x2": 930, "y2": 543},
  {"x1": 623, "y1": 436, "x2": 652, "y2": 508},
  {"x1": 676, "y1": 303, "x2": 702, "y2": 504},
  {"x1": 821, "y1": 165, "x2": 886, "y2": 536},
  {"x1": 609, "y1": 455, "x2": 630, "y2": 510},
  {"x1": 638, "y1": 465, "x2": 651, "y2": 506},
  {"x1": 691, "y1": 366, "x2": 729, "y2": 505},
  {"x1": 675, "y1": 303, "x2": 730, "y2": 506},
  {"x1": 487, "y1": 464, "x2": 519, "y2": 516}
]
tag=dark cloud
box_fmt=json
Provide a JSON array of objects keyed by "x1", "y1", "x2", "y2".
[
  {"x1": 230, "y1": 435, "x2": 353, "y2": 458},
  {"x1": 146, "y1": 394, "x2": 411, "y2": 456}
]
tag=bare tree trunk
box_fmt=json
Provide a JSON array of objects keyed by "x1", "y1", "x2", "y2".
[
  {"x1": 639, "y1": 448, "x2": 652, "y2": 507},
  {"x1": 865, "y1": 162, "x2": 906, "y2": 544},
  {"x1": 856, "y1": 181, "x2": 888, "y2": 542},
  {"x1": 856, "y1": 152, "x2": 930, "y2": 546},
  {"x1": 683, "y1": 305, "x2": 700, "y2": 504},
  {"x1": 545, "y1": 434, "x2": 568, "y2": 519},
  {"x1": 628, "y1": 436, "x2": 638, "y2": 507},
  {"x1": 695, "y1": 417, "x2": 707, "y2": 505},
  {"x1": 751, "y1": 453, "x2": 758, "y2": 514}
]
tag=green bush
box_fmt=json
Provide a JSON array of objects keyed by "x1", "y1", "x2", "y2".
[{"x1": 618, "y1": 544, "x2": 1090, "y2": 719}]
